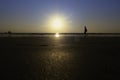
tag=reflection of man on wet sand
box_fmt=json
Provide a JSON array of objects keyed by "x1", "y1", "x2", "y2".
[{"x1": 84, "y1": 26, "x2": 87, "y2": 36}]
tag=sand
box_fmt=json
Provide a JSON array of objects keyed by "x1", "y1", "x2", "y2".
[{"x1": 0, "y1": 36, "x2": 119, "y2": 80}]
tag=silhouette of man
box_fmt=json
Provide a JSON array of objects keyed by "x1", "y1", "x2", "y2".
[{"x1": 84, "y1": 26, "x2": 87, "y2": 35}]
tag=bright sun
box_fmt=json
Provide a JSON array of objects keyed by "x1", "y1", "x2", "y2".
[
  {"x1": 53, "y1": 18, "x2": 62, "y2": 28},
  {"x1": 48, "y1": 14, "x2": 67, "y2": 34},
  {"x1": 51, "y1": 16, "x2": 64, "y2": 30}
]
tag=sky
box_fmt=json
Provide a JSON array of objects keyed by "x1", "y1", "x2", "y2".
[{"x1": 0, "y1": 0, "x2": 120, "y2": 33}]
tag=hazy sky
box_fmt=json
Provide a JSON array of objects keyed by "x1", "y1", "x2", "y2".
[{"x1": 0, "y1": 0, "x2": 120, "y2": 33}]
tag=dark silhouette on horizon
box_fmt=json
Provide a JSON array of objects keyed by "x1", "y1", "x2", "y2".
[
  {"x1": 84, "y1": 26, "x2": 87, "y2": 36},
  {"x1": 8, "y1": 31, "x2": 12, "y2": 37}
]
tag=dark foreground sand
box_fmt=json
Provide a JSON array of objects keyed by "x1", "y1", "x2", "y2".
[{"x1": 0, "y1": 36, "x2": 120, "y2": 80}]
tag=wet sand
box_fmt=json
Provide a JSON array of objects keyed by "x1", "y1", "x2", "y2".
[{"x1": 0, "y1": 36, "x2": 119, "y2": 80}]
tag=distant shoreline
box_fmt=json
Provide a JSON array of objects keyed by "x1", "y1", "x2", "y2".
[
  {"x1": 0, "y1": 33, "x2": 120, "y2": 37},
  {"x1": 0, "y1": 33, "x2": 120, "y2": 35}
]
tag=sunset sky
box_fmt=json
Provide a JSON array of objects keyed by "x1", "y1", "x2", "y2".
[{"x1": 0, "y1": 0, "x2": 120, "y2": 33}]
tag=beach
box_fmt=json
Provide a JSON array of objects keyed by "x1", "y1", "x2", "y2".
[{"x1": 0, "y1": 36, "x2": 119, "y2": 80}]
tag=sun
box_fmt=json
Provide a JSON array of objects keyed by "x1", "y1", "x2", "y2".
[
  {"x1": 53, "y1": 18, "x2": 62, "y2": 28},
  {"x1": 48, "y1": 14, "x2": 68, "y2": 32},
  {"x1": 51, "y1": 15, "x2": 64, "y2": 30}
]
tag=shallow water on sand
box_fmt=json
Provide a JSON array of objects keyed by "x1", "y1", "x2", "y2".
[{"x1": 0, "y1": 36, "x2": 119, "y2": 80}]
